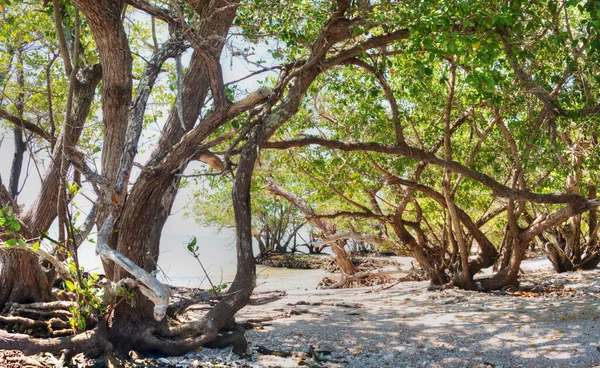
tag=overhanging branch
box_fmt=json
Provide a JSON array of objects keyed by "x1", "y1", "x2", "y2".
[
  {"x1": 0, "y1": 108, "x2": 52, "y2": 141},
  {"x1": 263, "y1": 137, "x2": 587, "y2": 205}
]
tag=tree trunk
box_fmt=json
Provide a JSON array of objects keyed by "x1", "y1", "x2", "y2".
[
  {"x1": 0, "y1": 248, "x2": 56, "y2": 312},
  {"x1": 544, "y1": 241, "x2": 574, "y2": 273},
  {"x1": 200, "y1": 136, "x2": 259, "y2": 336},
  {"x1": 330, "y1": 240, "x2": 357, "y2": 275},
  {"x1": 389, "y1": 219, "x2": 448, "y2": 285},
  {"x1": 478, "y1": 238, "x2": 525, "y2": 290},
  {"x1": 579, "y1": 184, "x2": 599, "y2": 269},
  {"x1": 9, "y1": 47, "x2": 25, "y2": 199},
  {"x1": 21, "y1": 65, "x2": 102, "y2": 237}
]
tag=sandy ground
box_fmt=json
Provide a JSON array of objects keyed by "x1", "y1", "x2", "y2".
[
  {"x1": 3, "y1": 258, "x2": 598, "y2": 368},
  {"x1": 157, "y1": 258, "x2": 600, "y2": 368}
]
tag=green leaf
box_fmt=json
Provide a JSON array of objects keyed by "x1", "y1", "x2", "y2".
[
  {"x1": 10, "y1": 221, "x2": 21, "y2": 232},
  {"x1": 65, "y1": 280, "x2": 76, "y2": 291},
  {"x1": 186, "y1": 236, "x2": 198, "y2": 253},
  {"x1": 69, "y1": 182, "x2": 79, "y2": 195}
]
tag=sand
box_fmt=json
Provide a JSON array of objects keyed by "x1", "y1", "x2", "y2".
[{"x1": 159, "y1": 259, "x2": 600, "y2": 368}]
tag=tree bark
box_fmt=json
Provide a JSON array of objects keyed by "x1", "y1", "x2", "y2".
[
  {"x1": 9, "y1": 47, "x2": 25, "y2": 199},
  {"x1": 577, "y1": 184, "x2": 599, "y2": 269},
  {"x1": 76, "y1": 0, "x2": 132, "y2": 188},
  {"x1": 110, "y1": 0, "x2": 238, "y2": 281},
  {"x1": 0, "y1": 248, "x2": 56, "y2": 312},
  {"x1": 21, "y1": 65, "x2": 102, "y2": 237}
]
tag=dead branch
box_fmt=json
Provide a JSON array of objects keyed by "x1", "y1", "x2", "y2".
[{"x1": 96, "y1": 215, "x2": 170, "y2": 321}]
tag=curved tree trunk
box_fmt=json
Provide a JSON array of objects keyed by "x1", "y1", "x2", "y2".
[
  {"x1": 199, "y1": 135, "x2": 259, "y2": 337},
  {"x1": 478, "y1": 238, "x2": 524, "y2": 290}
]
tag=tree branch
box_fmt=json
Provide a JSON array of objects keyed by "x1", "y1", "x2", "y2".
[
  {"x1": 126, "y1": 0, "x2": 178, "y2": 25},
  {"x1": 115, "y1": 36, "x2": 187, "y2": 196},
  {"x1": 0, "y1": 108, "x2": 52, "y2": 141},
  {"x1": 345, "y1": 58, "x2": 404, "y2": 144},
  {"x1": 501, "y1": 33, "x2": 564, "y2": 116},
  {"x1": 311, "y1": 231, "x2": 388, "y2": 248},
  {"x1": 96, "y1": 215, "x2": 170, "y2": 321},
  {"x1": 263, "y1": 137, "x2": 587, "y2": 205}
]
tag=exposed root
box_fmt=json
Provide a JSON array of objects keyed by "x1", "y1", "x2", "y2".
[
  {"x1": 0, "y1": 350, "x2": 45, "y2": 368},
  {"x1": 133, "y1": 325, "x2": 217, "y2": 356},
  {"x1": 154, "y1": 317, "x2": 209, "y2": 338},
  {"x1": 7, "y1": 301, "x2": 77, "y2": 311},
  {"x1": 319, "y1": 269, "x2": 406, "y2": 289},
  {"x1": 205, "y1": 326, "x2": 248, "y2": 355},
  {"x1": 9, "y1": 308, "x2": 72, "y2": 319},
  {"x1": 0, "y1": 316, "x2": 71, "y2": 336},
  {"x1": 1, "y1": 301, "x2": 76, "y2": 338},
  {"x1": 0, "y1": 320, "x2": 111, "y2": 356},
  {"x1": 256, "y1": 345, "x2": 293, "y2": 357}
]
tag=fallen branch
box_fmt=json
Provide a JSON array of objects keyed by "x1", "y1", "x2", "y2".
[
  {"x1": 287, "y1": 301, "x2": 363, "y2": 309},
  {"x1": 166, "y1": 291, "x2": 212, "y2": 318},
  {"x1": 245, "y1": 309, "x2": 313, "y2": 323},
  {"x1": 256, "y1": 344, "x2": 346, "y2": 364}
]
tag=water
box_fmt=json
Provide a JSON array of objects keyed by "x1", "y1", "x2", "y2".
[{"x1": 76, "y1": 200, "x2": 331, "y2": 290}]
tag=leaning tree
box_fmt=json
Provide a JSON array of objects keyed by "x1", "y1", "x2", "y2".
[{"x1": 0, "y1": 0, "x2": 413, "y2": 357}]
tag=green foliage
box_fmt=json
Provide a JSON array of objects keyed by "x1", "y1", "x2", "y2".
[
  {"x1": 63, "y1": 271, "x2": 107, "y2": 332},
  {"x1": 186, "y1": 236, "x2": 199, "y2": 254},
  {"x1": 0, "y1": 205, "x2": 26, "y2": 248},
  {"x1": 208, "y1": 283, "x2": 228, "y2": 294}
]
